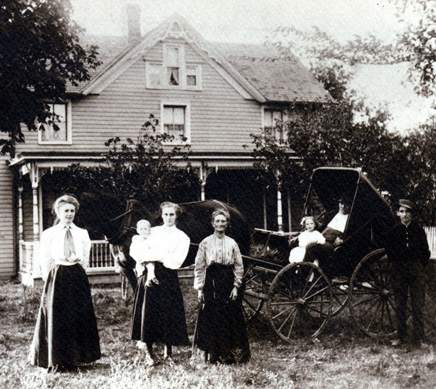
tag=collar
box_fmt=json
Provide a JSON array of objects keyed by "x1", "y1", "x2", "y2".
[
  {"x1": 159, "y1": 224, "x2": 177, "y2": 231},
  {"x1": 57, "y1": 223, "x2": 77, "y2": 230}
]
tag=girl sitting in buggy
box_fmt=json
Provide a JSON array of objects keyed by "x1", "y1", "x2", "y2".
[
  {"x1": 289, "y1": 216, "x2": 325, "y2": 263},
  {"x1": 303, "y1": 194, "x2": 351, "y2": 276}
]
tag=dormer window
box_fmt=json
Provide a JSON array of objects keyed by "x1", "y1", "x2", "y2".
[{"x1": 145, "y1": 44, "x2": 202, "y2": 90}]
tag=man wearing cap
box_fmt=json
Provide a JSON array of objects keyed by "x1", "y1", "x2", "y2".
[{"x1": 385, "y1": 199, "x2": 430, "y2": 347}]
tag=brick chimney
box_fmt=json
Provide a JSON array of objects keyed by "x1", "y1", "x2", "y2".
[{"x1": 127, "y1": 4, "x2": 141, "y2": 42}]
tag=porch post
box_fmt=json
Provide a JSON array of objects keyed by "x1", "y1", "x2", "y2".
[
  {"x1": 18, "y1": 183, "x2": 24, "y2": 242},
  {"x1": 263, "y1": 187, "x2": 267, "y2": 229},
  {"x1": 276, "y1": 170, "x2": 283, "y2": 232},
  {"x1": 287, "y1": 188, "x2": 292, "y2": 232},
  {"x1": 30, "y1": 163, "x2": 40, "y2": 242},
  {"x1": 197, "y1": 162, "x2": 211, "y2": 201}
]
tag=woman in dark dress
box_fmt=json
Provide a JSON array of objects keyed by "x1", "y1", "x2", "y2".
[
  {"x1": 29, "y1": 195, "x2": 101, "y2": 371},
  {"x1": 131, "y1": 202, "x2": 191, "y2": 366},
  {"x1": 194, "y1": 208, "x2": 250, "y2": 364}
]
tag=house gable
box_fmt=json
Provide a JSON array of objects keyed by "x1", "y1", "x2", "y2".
[{"x1": 80, "y1": 15, "x2": 264, "y2": 102}]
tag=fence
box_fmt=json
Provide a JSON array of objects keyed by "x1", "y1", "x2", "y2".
[{"x1": 425, "y1": 227, "x2": 436, "y2": 259}]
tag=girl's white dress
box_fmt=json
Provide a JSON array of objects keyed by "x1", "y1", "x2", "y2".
[{"x1": 289, "y1": 230, "x2": 326, "y2": 263}]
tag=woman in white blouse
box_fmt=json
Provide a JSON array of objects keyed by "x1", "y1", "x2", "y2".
[
  {"x1": 193, "y1": 208, "x2": 250, "y2": 364},
  {"x1": 29, "y1": 195, "x2": 100, "y2": 371},
  {"x1": 131, "y1": 202, "x2": 191, "y2": 366}
]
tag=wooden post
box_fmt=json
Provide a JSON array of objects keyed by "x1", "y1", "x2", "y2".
[
  {"x1": 287, "y1": 188, "x2": 292, "y2": 232},
  {"x1": 197, "y1": 162, "x2": 211, "y2": 201},
  {"x1": 277, "y1": 184, "x2": 283, "y2": 232},
  {"x1": 276, "y1": 170, "x2": 283, "y2": 232},
  {"x1": 263, "y1": 187, "x2": 267, "y2": 229},
  {"x1": 18, "y1": 184, "x2": 24, "y2": 242}
]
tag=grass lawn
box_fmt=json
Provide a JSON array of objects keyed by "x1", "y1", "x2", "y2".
[{"x1": 1, "y1": 277, "x2": 436, "y2": 389}]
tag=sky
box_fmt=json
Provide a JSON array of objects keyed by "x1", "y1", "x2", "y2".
[
  {"x1": 71, "y1": 0, "x2": 404, "y2": 44},
  {"x1": 70, "y1": 0, "x2": 435, "y2": 133}
]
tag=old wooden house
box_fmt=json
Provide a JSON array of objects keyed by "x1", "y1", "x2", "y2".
[{"x1": 0, "y1": 12, "x2": 332, "y2": 281}]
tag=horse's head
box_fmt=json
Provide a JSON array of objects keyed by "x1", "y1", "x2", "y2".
[{"x1": 77, "y1": 192, "x2": 134, "y2": 242}]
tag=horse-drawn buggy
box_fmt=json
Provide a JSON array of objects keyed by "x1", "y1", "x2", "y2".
[
  {"x1": 79, "y1": 166, "x2": 400, "y2": 343},
  {"x1": 240, "y1": 167, "x2": 398, "y2": 342}
]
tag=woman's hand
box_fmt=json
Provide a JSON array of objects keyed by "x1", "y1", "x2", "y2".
[
  {"x1": 334, "y1": 237, "x2": 344, "y2": 246},
  {"x1": 229, "y1": 286, "x2": 238, "y2": 301},
  {"x1": 198, "y1": 290, "x2": 205, "y2": 304}
]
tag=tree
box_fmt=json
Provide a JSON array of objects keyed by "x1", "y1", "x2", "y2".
[
  {"x1": 392, "y1": 0, "x2": 436, "y2": 96},
  {"x1": 401, "y1": 122, "x2": 436, "y2": 224},
  {"x1": 249, "y1": 64, "x2": 408, "y2": 209},
  {"x1": 262, "y1": 8, "x2": 436, "y2": 222},
  {"x1": 0, "y1": 0, "x2": 100, "y2": 156},
  {"x1": 53, "y1": 115, "x2": 197, "y2": 210}
]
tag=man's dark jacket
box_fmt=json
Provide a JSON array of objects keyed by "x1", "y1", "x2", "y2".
[{"x1": 385, "y1": 221, "x2": 430, "y2": 267}]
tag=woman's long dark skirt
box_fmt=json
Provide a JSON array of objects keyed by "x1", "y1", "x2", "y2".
[
  {"x1": 131, "y1": 262, "x2": 190, "y2": 346},
  {"x1": 29, "y1": 264, "x2": 101, "y2": 369},
  {"x1": 195, "y1": 264, "x2": 250, "y2": 363}
]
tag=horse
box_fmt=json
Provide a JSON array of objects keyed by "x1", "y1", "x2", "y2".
[{"x1": 77, "y1": 192, "x2": 252, "y2": 292}]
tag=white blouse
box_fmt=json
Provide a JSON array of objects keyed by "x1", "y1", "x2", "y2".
[
  {"x1": 39, "y1": 223, "x2": 91, "y2": 281},
  {"x1": 194, "y1": 234, "x2": 244, "y2": 291},
  {"x1": 149, "y1": 225, "x2": 190, "y2": 270},
  {"x1": 327, "y1": 213, "x2": 349, "y2": 233},
  {"x1": 298, "y1": 230, "x2": 326, "y2": 247}
]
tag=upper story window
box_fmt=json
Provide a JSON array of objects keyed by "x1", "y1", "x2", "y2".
[
  {"x1": 263, "y1": 109, "x2": 288, "y2": 145},
  {"x1": 161, "y1": 102, "x2": 190, "y2": 144},
  {"x1": 165, "y1": 46, "x2": 181, "y2": 86},
  {"x1": 145, "y1": 44, "x2": 202, "y2": 90},
  {"x1": 38, "y1": 102, "x2": 72, "y2": 145}
]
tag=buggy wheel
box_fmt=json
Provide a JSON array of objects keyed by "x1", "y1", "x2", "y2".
[
  {"x1": 242, "y1": 263, "x2": 266, "y2": 322},
  {"x1": 266, "y1": 262, "x2": 332, "y2": 341},
  {"x1": 330, "y1": 279, "x2": 349, "y2": 316},
  {"x1": 349, "y1": 249, "x2": 396, "y2": 338}
]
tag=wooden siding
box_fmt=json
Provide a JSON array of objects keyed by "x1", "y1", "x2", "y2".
[
  {"x1": 16, "y1": 40, "x2": 262, "y2": 155},
  {"x1": 9, "y1": 38, "x2": 267, "y2": 279},
  {"x1": 0, "y1": 158, "x2": 15, "y2": 279}
]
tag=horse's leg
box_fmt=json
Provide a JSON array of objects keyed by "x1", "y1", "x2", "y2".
[{"x1": 119, "y1": 263, "x2": 137, "y2": 292}]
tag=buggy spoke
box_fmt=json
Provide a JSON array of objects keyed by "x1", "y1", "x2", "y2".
[
  {"x1": 278, "y1": 307, "x2": 297, "y2": 332},
  {"x1": 267, "y1": 263, "x2": 332, "y2": 341},
  {"x1": 349, "y1": 249, "x2": 397, "y2": 338}
]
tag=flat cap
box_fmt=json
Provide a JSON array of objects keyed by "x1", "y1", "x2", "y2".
[{"x1": 398, "y1": 199, "x2": 413, "y2": 210}]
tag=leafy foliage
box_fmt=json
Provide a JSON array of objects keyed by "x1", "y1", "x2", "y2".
[
  {"x1": 268, "y1": 25, "x2": 401, "y2": 67},
  {"x1": 401, "y1": 124, "x2": 436, "y2": 223},
  {"x1": 249, "y1": 64, "x2": 419, "y2": 217},
  {"x1": 392, "y1": 0, "x2": 436, "y2": 96},
  {"x1": 261, "y1": 17, "x2": 436, "y2": 223},
  {"x1": 0, "y1": 0, "x2": 100, "y2": 156}
]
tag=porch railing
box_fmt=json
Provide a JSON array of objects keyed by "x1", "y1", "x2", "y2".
[
  {"x1": 89, "y1": 240, "x2": 114, "y2": 269},
  {"x1": 19, "y1": 240, "x2": 35, "y2": 274},
  {"x1": 19, "y1": 240, "x2": 115, "y2": 279}
]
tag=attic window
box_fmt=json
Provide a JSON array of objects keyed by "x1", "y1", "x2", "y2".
[
  {"x1": 166, "y1": 46, "x2": 180, "y2": 86},
  {"x1": 145, "y1": 44, "x2": 202, "y2": 90},
  {"x1": 186, "y1": 66, "x2": 197, "y2": 86}
]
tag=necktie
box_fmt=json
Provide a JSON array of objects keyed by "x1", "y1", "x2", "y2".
[{"x1": 64, "y1": 227, "x2": 76, "y2": 259}]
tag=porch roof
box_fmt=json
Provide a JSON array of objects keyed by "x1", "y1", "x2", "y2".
[{"x1": 7, "y1": 151, "x2": 277, "y2": 170}]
